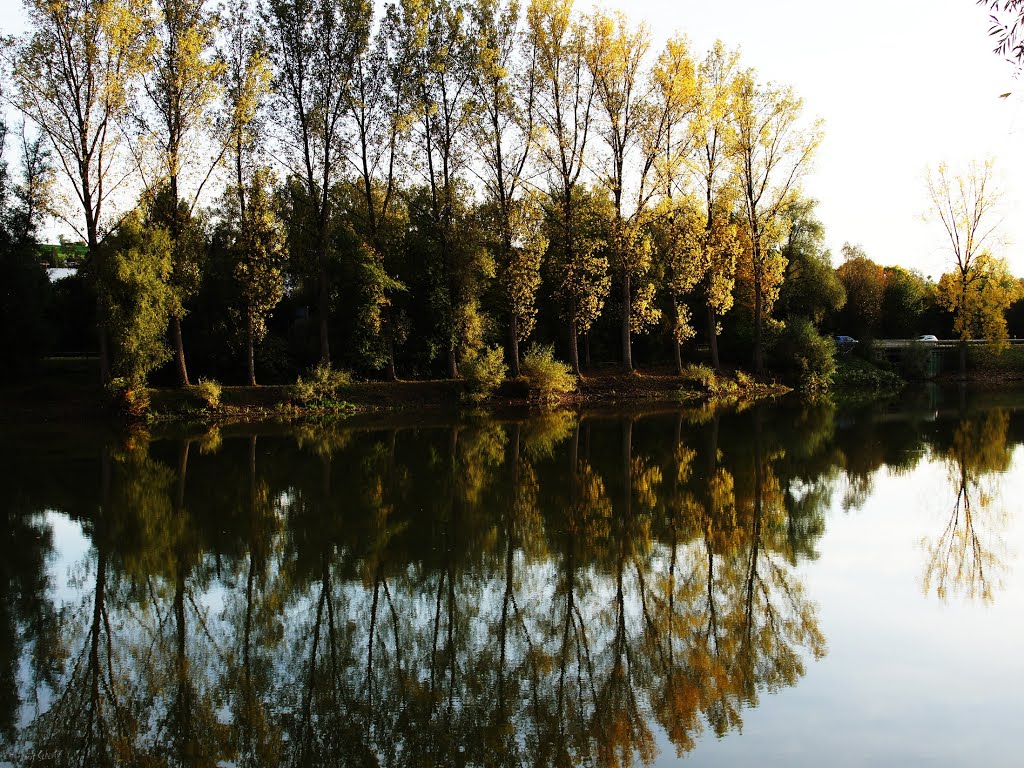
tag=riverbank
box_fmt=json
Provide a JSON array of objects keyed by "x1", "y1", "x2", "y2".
[{"x1": 2, "y1": 358, "x2": 793, "y2": 425}]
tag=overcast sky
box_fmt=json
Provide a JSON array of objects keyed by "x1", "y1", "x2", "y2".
[{"x1": 2, "y1": 0, "x2": 1022, "y2": 279}]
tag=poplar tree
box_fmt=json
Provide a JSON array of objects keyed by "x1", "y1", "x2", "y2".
[
  {"x1": 927, "y1": 159, "x2": 1013, "y2": 376},
  {"x1": 731, "y1": 69, "x2": 821, "y2": 373},
  {"x1": 585, "y1": 10, "x2": 657, "y2": 372},
  {"x1": 142, "y1": 0, "x2": 224, "y2": 385},
  {"x1": 527, "y1": 0, "x2": 596, "y2": 375},
  {"x1": 688, "y1": 42, "x2": 741, "y2": 372},
  {"x1": 346, "y1": 0, "x2": 415, "y2": 379},
  {"x1": 7, "y1": 0, "x2": 154, "y2": 382},
  {"x1": 266, "y1": 0, "x2": 372, "y2": 365},
  {"x1": 217, "y1": 0, "x2": 282, "y2": 385},
  {"x1": 470, "y1": 0, "x2": 543, "y2": 377},
  {"x1": 402, "y1": 0, "x2": 487, "y2": 377}
]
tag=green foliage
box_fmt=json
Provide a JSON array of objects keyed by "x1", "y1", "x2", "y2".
[
  {"x1": 679, "y1": 364, "x2": 740, "y2": 397},
  {"x1": 192, "y1": 378, "x2": 222, "y2": 409},
  {"x1": 835, "y1": 245, "x2": 885, "y2": 338},
  {"x1": 880, "y1": 266, "x2": 928, "y2": 337},
  {"x1": 460, "y1": 345, "x2": 507, "y2": 402},
  {"x1": 776, "y1": 199, "x2": 845, "y2": 324},
  {"x1": 97, "y1": 212, "x2": 175, "y2": 383},
  {"x1": 107, "y1": 377, "x2": 152, "y2": 419},
  {"x1": 520, "y1": 344, "x2": 576, "y2": 402},
  {"x1": 937, "y1": 253, "x2": 1023, "y2": 346},
  {"x1": 0, "y1": 203, "x2": 51, "y2": 373},
  {"x1": 545, "y1": 185, "x2": 613, "y2": 335},
  {"x1": 405, "y1": 183, "x2": 494, "y2": 371},
  {"x1": 680, "y1": 363, "x2": 719, "y2": 389},
  {"x1": 833, "y1": 356, "x2": 905, "y2": 392},
  {"x1": 770, "y1": 317, "x2": 836, "y2": 394},
  {"x1": 294, "y1": 363, "x2": 353, "y2": 407}
]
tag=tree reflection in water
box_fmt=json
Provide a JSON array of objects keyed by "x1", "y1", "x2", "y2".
[
  {"x1": 0, "y1": 397, "x2": 1018, "y2": 766},
  {"x1": 923, "y1": 409, "x2": 1012, "y2": 603}
]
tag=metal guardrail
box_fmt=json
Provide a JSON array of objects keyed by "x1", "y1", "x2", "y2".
[{"x1": 871, "y1": 338, "x2": 1024, "y2": 350}]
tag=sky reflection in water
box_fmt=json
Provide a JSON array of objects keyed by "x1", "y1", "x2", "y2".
[{"x1": 0, "y1": 391, "x2": 1021, "y2": 767}]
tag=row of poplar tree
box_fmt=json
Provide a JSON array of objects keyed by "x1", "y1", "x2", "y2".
[{"x1": 4, "y1": 0, "x2": 825, "y2": 386}]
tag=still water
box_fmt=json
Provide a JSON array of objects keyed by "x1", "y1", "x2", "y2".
[{"x1": 1, "y1": 390, "x2": 1022, "y2": 766}]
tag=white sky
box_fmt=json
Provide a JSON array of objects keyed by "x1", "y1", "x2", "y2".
[{"x1": 2, "y1": 0, "x2": 1022, "y2": 280}]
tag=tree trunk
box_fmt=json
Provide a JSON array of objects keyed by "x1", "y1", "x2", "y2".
[
  {"x1": 87, "y1": 224, "x2": 110, "y2": 384},
  {"x1": 97, "y1": 306, "x2": 110, "y2": 384},
  {"x1": 318, "y1": 255, "x2": 331, "y2": 366},
  {"x1": 568, "y1": 317, "x2": 580, "y2": 378},
  {"x1": 674, "y1": 337, "x2": 683, "y2": 375},
  {"x1": 173, "y1": 315, "x2": 190, "y2": 386},
  {"x1": 382, "y1": 305, "x2": 397, "y2": 381},
  {"x1": 753, "y1": 280, "x2": 764, "y2": 374},
  {"x1": 246, "y1": 313, "x2": 256, "y2": 386},
  {"x1": 708, "y1": 305, "x2": 721, "y2": 372},
  {"x1": 448, "y1": 345, "x2": 459, "y2": 379},
  {"x1": 622, "y1": 270, "x2": 633, "y2": 373},
  {"x1": 584, "y1": 331, "x2": 592, "y2": 372},
  {"x1": 510, "y1": 314, "x2": 520, "y2": 378}
]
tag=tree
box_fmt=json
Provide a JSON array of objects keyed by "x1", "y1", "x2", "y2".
[
  {"x1": 140, "y1": 0, "x2": 224, "y2": 385},
  {"x1": 405, "y1": 183, "x2": 493, "y2": 373},
  {"x1": 977, "y1": 1, "x2": 1024, "y2": 67},
  {"x1": 470, "y1": 0, "x2": 543, "y2": 376},
  {"x1": 345, "y1": 0, "x2": 416, "y2": 378},
  {"x1": 218, "y1": 169, "x2": 287, "y2": 386},
  {"x1": 937, "y1": 252, "x2": 1022, "y2": 350},
  {"x1": 402, "y1": 0, "x2": 485, "y2": 377},
  {"x1": 650, "y1": 197, "x2": 706, "y2": 374},
  {"x1": 835, "y1": 244, "x2": 886, "y2": 338},
  {"x1": 926, "y1": 158, "x2": 1007, "y2": 375},
  {"x1": 6, "y1": 0, "x2": 155, "y2": 382},
  {"x1": 776, "y1": 198, "x2": 844, "y2": 325},
  {"x1": 544, "y1": 185, "x2": 611, "y2": 371},
  {"x1": 97, "y1": 209, "x2": 176, "y2": 384},
  {"x1": 731, "y1": 70, "x2": 822, "y2": 373},
  {"x1": 689, "y1": 42, "x2": 741, "y2": 372},
  {"x1": 216, "y1": 0, "x2": 284, "y2": 385},
  {"x1": 266, "y1": 0, "x2": 371, "y2": 365},
  {"x1": 585, "y1": 10, "x2": 655, "y2": 372},
  {"x1": 0, "y1": 118, "x2": 53, "y2": 372},
  {"x1": 527, "y1": 0, "x2": 595, "y2": 375},
  {"x1": 880, "y1": 266, "x2": 928, "y2": 338}
]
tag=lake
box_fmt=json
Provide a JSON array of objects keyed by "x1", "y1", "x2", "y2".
[{"x1": 1, "y1": 388, "x2": 1022, "y2": 766}]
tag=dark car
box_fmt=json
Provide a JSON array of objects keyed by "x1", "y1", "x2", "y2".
[{"x1": 835, "y1": 335, "x2": 858, "y2": 353}]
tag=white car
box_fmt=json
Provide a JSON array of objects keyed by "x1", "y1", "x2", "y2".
[{"x1": 917, "y1": 334, "x2": 938, "y2": 342}]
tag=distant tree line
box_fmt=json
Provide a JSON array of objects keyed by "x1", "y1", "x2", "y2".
[{"x1": 1, "y1": 0, "x2": 1021, "y2": 389}]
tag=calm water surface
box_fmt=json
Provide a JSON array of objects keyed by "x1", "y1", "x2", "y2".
[{"x1": 1, "y1": 390, "x2": 1022, "y2": 766}]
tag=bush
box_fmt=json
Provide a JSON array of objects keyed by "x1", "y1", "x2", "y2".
[
  {"x1": 520, "y1": 344, "x2": 576, "y2": 402},
  {"x1": 679, "y1": 364, "x2": 739, "y2": 397},
  {"x1": 680, "y1": 364, "x2": 718, "y2": 390},
  {"x1": 294, "y1": 363, "x2": 353, "y2": 406},
  {"x1": 107, "y1": 377, "x2": 151, "y2": 419},
  {"x1": 769, "y1": 318, "x2": 836, "y2": 394},
  {"x1": 461, "y1": 345, "x2": 507, "y2": 402},
  {"x1": 192, "y1": 378, "x2": 222, "y2": 409}
]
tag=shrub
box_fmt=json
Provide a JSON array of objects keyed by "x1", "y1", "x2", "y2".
[
  {"x1": 770, "y1": 318, "x2": 836, "y2": 394},
  {"x1": 680, "y1": 364, "x2": 740, "y2": 398},
  {"x1": 520, "y1": 344, "x2": 576, "y2": 402},
  {"x1": 461, "y1": 345, "x2": 507, "y2": 402},
  {"x1": 680, "y1": 364, "x2": 718, "y2": 391},
  {"x1": 294, "y1": 363, "x2": 352, "y2": 406},
  {"x1": 107, "y1": 377, "x2": 151, "y2": 419},
  {"x1": 192, "y1": 378, "x2": 222, "y2": 409}
]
